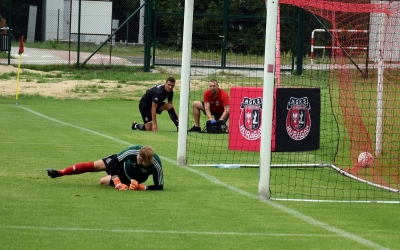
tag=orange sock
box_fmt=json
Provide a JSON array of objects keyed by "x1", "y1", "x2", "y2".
[{"x1": 59, "y1": 162, "x2": 95, "y2": 176}]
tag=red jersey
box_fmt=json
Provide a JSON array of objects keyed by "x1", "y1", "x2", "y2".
[{"x1": 203, "y1": 88, "x2": 229, "y2": 114}]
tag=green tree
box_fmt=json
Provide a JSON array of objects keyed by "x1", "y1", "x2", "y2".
[{"x1": 156, "y1": 0, "x2": 269, "y2": 54}]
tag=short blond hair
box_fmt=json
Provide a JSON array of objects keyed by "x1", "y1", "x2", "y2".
[{"x1": 139, "y1": 145, "x2": 155, "y2": 166}]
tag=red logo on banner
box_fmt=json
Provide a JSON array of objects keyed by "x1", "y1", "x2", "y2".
[
  {"x1": 286, "y1": 97, "x2": 311, "y2": 140},
  {"x1": 239, "y1": 97, "x2": 262, "y2": 141}
]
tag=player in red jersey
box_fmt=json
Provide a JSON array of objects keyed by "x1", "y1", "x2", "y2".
[{"x1": 188, "y1": 79, "x2": 229, "y2": 132}]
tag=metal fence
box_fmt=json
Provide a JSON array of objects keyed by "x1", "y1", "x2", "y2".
[
  {"x1": 1, "y1": 0, "x2": 310, "y2": 73},
  {"x1": 151, "y1": 0, "x2": 300, "y2": 72},
  {"x1": 1, "y1": 0, "x2": 145, "y2": 67}
]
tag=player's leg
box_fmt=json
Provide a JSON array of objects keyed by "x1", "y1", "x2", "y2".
[
  {"x1": 99, "y1": 174, "x2": 131, "y2": 187},
  {"x1": 159, "y1": 102, "x2": 179, "y2": 129},
  {"x1": 100, "y1": 159, "x2": 130, "y2": 186},
  {"x1": 144, "y1": 121, "x2": 153, "y2": 131},
  {"x1": 132, "y1": 106, "x2": 152, "y2": 131},
  {"x1": 46, "y1": 157, "x2": 108, "y2": 179},
  {"x1": 99, "y1": 175, "x2": 112, "y2": 186},
  {"x1": 193, "y1": 101, "x2": 204, "y2": 126},
  {"x1": 132, "y1": 119, "x2": 153, "y2": 131},
  {"x1": 99, "y1": 156, "x2": 119, "y2": 186},
  {"x1": 49, "y1": 162, "x2": 95, "y2": 178},
  {"x1": 188, "y1": 101, "x2": 204, "y2": 131}
]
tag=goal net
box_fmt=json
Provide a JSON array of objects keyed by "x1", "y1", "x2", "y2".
[{"x1": 177, "y1": 0, "x2": 400, "y2": 202}]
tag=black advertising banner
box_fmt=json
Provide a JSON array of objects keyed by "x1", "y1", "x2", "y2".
[{"x1": 274, "y1": 88, "x2": 320, "y2": 152}]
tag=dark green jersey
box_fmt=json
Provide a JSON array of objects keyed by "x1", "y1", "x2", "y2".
[{"x1": 116, "y1": 146, "x2": 163, "y2": 190}]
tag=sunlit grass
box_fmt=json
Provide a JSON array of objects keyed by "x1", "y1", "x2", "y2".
[{"x1": 8, "y1": 64, "x2": 180, "y2": 86}]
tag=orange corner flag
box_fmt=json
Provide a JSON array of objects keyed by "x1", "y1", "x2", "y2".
[{"x1": 18, "y1": 36, "x2": 24, "y2": 55}]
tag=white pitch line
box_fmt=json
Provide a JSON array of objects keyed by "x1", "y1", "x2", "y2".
[
  {"x1": 16, "y1": 105, "x2": 390, "y2": 250},
  {"x1": 16, "y1": 106, "x2": 132, "y2": 147}
]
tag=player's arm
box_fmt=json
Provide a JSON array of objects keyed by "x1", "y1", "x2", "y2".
[
  {"x1": 128, "y1": 152, "x2": 164, "y2": 191},
  {"x1": 146, "y1": 158, "x2": 164, "y2": 190},
  {"x1": 147, "y1": 170, "x2": 164, "y2": 190},
  {"x1": 146, "y1": 184, "x2": 163, "y2": 190},
  {"x1": 151, "y1": 102, "x2": 158, "y2": 131},
  {"x1": 220, "y1": 92, "x2": 230, "y2": 120},
  {"x1": 129, "y1": 180, "x2": 163, "y2": 191},
  {"x1": 220, "y1": 105, "x2": 230, "y2": 120},
  {"x1": 204, "y1": 102, "x2": 213, "y2": 120}
]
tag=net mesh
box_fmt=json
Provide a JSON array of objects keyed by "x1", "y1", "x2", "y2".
[
  {"x1": 184, "y1": 0, "x2": 400, "y2": 202},
  {"x1": 284, "y1": 0, "x2": 400, "y2": 196}
]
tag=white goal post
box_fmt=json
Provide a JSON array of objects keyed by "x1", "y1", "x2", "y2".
[
  {"x1": 176, "y1": 0, "x2": 278, "y2": 201},
  {"x1": 176, "y1": 0, "x2": 194, "y2": 167},
  {"x1": 258, "y1": 0, "x2": 279, "y2": 201}
]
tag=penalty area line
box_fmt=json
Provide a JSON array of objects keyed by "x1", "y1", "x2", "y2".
[{"x1": 17, "y1": 105, "x2": 389, "y2": 250}]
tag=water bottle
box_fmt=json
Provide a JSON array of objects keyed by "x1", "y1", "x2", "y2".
[{"x1": 215, "y1": 164, "x2": 241, "y2": 169}]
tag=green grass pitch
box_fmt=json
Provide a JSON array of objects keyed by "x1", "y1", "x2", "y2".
[{"x1": 0, "y1": 96, "x2": 399, "y2": 250}]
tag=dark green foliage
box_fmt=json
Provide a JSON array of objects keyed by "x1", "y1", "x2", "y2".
[{"x1": 156, "y1": 0, "x2": 267, "y2": 54}]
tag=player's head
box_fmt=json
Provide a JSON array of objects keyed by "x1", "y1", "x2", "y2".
[
  {"x1": 164, "y1": 77, "x2": 176, "y2": 92},
  {"x1": 208, "y1": 79, "x2": 219, "y2": 94},
  {"x1": 138, "y1": 145, "x2": 155, "y2": 167}
]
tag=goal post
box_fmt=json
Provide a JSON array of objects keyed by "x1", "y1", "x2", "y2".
[
  {"x1": 259, "y1": 0, "x2": 279, "y2": 201},
  {"x1": 176, "y1": 0, "x2": 194, "y2": 166},
  {"x1": 177, "y1": 0, "x2": 400, "y2": 203}
]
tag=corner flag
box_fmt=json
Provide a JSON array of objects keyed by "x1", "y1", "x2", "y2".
[
  {"x1": 16, "y1": 35, "x2": 24, "y2": 105},
  {"x1": 18, "y1": 35, "x2": 24, "y2": 54}
]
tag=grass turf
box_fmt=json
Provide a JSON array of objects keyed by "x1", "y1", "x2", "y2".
[{"x1": 0, "y1": 96, "x2": 399, "y2": 250}]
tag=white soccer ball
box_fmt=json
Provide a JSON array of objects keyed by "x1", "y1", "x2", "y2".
[{"x1": 357, "y1": 152, "x2": 373, "y2": 167}]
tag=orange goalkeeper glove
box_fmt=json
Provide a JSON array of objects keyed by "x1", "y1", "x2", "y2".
[
  {"x1": 113, "y1": 177, "x2": 128, "y2": 191},
  {"x1": 129, "y1": 179, "x2": 147, "y2": 191}
]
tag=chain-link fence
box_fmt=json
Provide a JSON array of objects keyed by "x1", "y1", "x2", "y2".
[
  {"x1": 0, "y1": 0, "x2": 311, "y2": 73},
  {"x1": 152, "y1": 0, "x2": 300, "y2": 72},
  {"x1": 1, "y1": 0, "x2": 145, "y2": 67}
]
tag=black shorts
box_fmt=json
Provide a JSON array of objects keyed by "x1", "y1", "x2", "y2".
[
  {"x1": 102, "y1": 154, "x2": 130, "y2": 186},
  {"x1": 201, "y1": 101, "x2": 229, "y2": 121},
  {"x1": 138, "y1": 102, "x2": 165, "y2": 123}
]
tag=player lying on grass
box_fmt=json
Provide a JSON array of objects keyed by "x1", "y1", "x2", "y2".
[{"x1": 46, "y1": 145, "x2": 163, "y2": 191}]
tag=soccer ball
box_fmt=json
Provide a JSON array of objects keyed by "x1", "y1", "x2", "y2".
[{"x1": 357, "y1": 152, "x2": 373, "y2": 167}]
